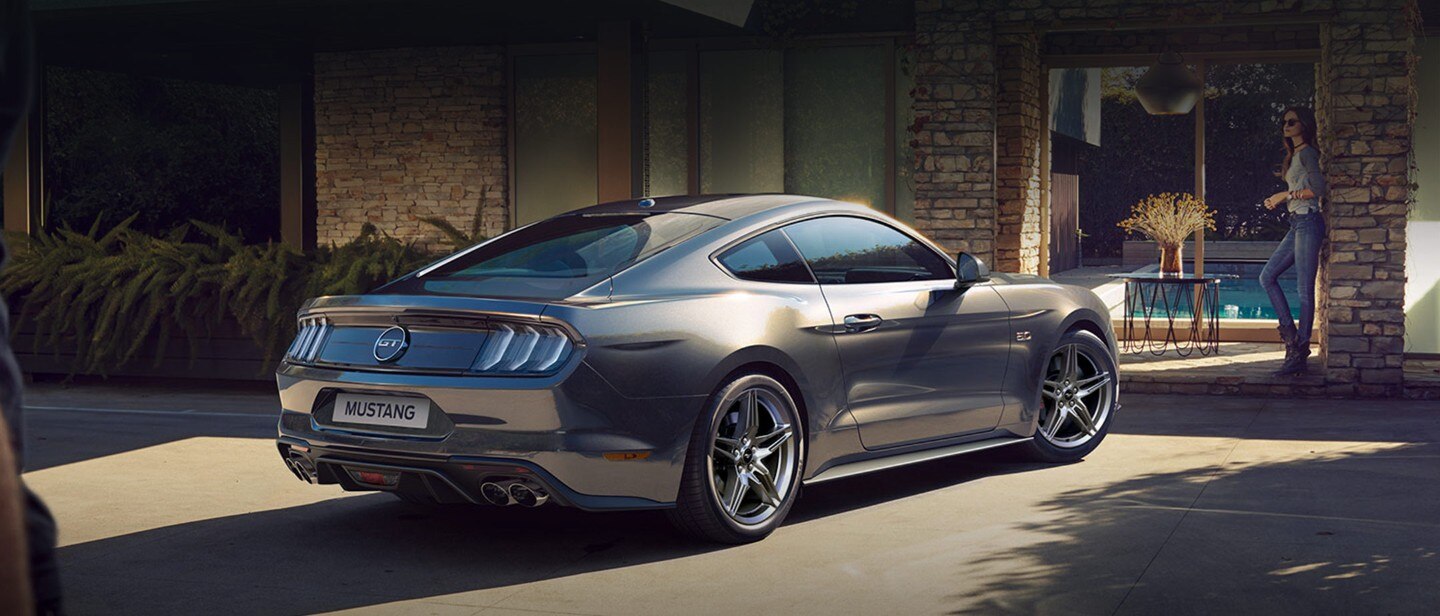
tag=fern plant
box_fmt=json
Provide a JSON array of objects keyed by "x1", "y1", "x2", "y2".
[
  {"x1": 419, "y1": 200, "x2": 490, "y2": 251},
  {"x1": 2, "y1": 217, "x2": 436, "y2": 376}
]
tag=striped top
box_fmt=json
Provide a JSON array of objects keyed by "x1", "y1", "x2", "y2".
[{"x1": 1285, "y1": 146, "x2": 1326, "y2": 215}]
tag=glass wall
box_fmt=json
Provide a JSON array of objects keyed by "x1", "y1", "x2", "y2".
[
  {"x1": 783, "y1": 45, "x2": 886, "y2": 210},
  {"x1": 693, "y1": 44, "x2": 893, "y2": 212},
  {"x1": 645, "y1": 50, "x2": 689, "y2": 198},
  {"x1": 894, "y1": 45, "x2": 916, "y2": 223},
  {"x1": 514, "y1": 54, "x2": 598, "y2": 225},
  {"x1": 524, "y1": 42, "x2": 902, "y2": 225},
  {"x1": 699, "y1": 49, "x2": 785, "y2": 194}
]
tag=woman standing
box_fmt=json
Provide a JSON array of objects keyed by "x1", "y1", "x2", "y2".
[{"x1": 1260, "y1": 106, "x2": 1326, "y2": 376}]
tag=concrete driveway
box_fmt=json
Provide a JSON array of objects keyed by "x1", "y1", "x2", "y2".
[{"x1": 20, "y1": 382, "x2": 1440, "y2": 615}]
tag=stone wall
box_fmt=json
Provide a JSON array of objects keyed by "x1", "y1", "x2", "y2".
[
  {"x1": 1044, "y1": 24, "x2": 1323, "y2": 56},
  {"x1": 314, "y1": 47, "x2": 508, "y2": 252},
  {"x1": 911, "y1": 0, "x2": 998, "y2": 265},
  {"x1": 1315, "y1": 2, "x2": 1417, "y2": 396},
  {"x1": 995, "y1": 30, "x2": 1043, "y2": 274}
]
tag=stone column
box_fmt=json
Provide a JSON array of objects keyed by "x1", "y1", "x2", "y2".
[
  {"x1": 1317, "y1": 0, "x2": 1415, "y2": 397},
  {"x1": 912, "y1": 0, "x2": 998, "y2": 265},
  {"x1": 995, "y1": 29, "x2": 1043, "y2": 275}
]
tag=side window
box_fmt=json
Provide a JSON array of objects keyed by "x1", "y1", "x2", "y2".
[
  {"x1": 782, "y1": 216, "x2": 952, "y2": 284},
  {"x1": 716, "y1": 230, "x2": 816, "y2": 284}
]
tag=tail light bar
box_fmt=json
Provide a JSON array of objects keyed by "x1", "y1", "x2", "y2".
[
  {"x1": 471, "y1": 323, "x2": 574, "y2": 375},
  {"x1": 285, "y1": 316, "x2": 332, "y2": 364},
  {"x1": 282, "y1": 315, "x2": 576, "y2": 375}
]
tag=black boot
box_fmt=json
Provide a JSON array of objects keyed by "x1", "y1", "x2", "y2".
[
  {"x1": 1273, "y1": 337, "x2": 1311, "y2": 377},
  {"x1": 1275, "y1": 325, "x2": 1297, "y2": 362}
]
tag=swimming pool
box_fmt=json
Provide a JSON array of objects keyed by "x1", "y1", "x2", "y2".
[{"x1": 1126, "y1": 261, "x2": 1302, "y2": 320}]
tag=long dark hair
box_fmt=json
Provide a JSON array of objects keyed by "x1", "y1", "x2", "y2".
[{"x1": 1277, "y1": 105, "x2": 1319, "y2": 177}]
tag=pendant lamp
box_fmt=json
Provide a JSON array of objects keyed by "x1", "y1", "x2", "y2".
[{"x1": 1134, "y1": 50, "x2": 1203, "y2": 115}]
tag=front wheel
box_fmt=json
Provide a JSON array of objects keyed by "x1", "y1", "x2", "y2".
[
  {"x1": 667, "y1": 374, "x2": 804, "y2": 544},
  {"x1": 1016, "y1": 329, "x2": 1117, "y2": 463}
]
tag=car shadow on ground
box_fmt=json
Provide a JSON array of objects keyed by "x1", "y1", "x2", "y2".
[{"x1": 55, "y1": 450, "x2": 1048, "y2": 615}]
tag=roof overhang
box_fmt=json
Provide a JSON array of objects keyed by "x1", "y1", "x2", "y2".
[{"x1": 33, "y1": 0, "x2": 754, "y2": 85}]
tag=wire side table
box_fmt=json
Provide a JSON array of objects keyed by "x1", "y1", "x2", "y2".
[{"x1": 1107, "y1": 273, "x2": 1237, "y2": 357}]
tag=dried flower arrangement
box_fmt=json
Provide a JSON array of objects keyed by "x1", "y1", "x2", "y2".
[{"x1": 1117, "y1": 192, "x2": 1216, "y2": 274}]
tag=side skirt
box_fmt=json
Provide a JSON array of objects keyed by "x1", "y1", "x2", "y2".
[{"x1": 803, "y1": 436, "x2": 1032, "y2": 485}]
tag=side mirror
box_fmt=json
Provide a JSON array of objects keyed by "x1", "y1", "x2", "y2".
[{"x1": 955, "y1": 252, "x2": 990, "y2": 288}]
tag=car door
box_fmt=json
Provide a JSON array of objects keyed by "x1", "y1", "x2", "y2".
[{"x1": 782, "y1": 215, "x2": 1012, "y2": 450}]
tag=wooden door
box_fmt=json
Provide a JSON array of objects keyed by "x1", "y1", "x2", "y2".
[{"x1": 1050, "y1": 173, "x2": 1080, "y2": 273}]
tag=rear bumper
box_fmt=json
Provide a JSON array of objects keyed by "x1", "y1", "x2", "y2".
[
  {"x1": 277, "y1": 437, "x2": 670, "y2": 510},
  {"x1": 275, "y1": 361, "x2": 705, "y2": 509}
]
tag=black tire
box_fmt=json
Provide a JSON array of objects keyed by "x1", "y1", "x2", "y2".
[
  {"x1": 667, "y1": 373, "x2": 805, "y2": 544},
  {"x1": 1015, "y1": 329, "x2": 1118, "y2": 463}
]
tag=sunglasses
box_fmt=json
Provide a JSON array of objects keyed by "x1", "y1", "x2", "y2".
[{"x1": 1282, "y1": 119, "x2": 1300, "y2": 127}]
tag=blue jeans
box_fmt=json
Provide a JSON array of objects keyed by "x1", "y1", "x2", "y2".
[{"x1": 1260, "y1": 212, "x2": 1325, "y2": 347}]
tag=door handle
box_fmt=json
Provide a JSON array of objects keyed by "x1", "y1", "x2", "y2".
[{"x1": 842, "y1": 314, "x2": 883, "y2": 333}]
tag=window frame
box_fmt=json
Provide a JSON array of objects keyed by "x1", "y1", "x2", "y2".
[
  {"x1": 709, "y1": 212, "x2": 955, "y2": 287},
  {"x1": 712, "y1": 228, "x2": 818, "y2": 285}
]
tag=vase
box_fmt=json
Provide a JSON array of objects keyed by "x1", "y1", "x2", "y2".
[{"x1": 1158, "y1": 242, "x2": 1183, "y2": 276}]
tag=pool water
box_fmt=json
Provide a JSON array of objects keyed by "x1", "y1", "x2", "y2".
[{"x1": 1128, "y1": 261, "x2": 1302, "y2": 320}]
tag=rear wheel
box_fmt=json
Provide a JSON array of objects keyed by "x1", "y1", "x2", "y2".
[
  {"x1": 1016, "y1": 329, "x2": 1117, "y2": 463},
  {"x1": 668, "y1": 374, "x2": 804, "y2": 543}
]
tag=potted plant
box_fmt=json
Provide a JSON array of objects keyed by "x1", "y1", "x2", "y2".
[{"x1": 1117, "y1": 192, "x2": 1216, "y2": 276}]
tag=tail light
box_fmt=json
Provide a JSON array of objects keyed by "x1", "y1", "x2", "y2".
[
  {"x1": 285, "y1": 316, "x2": 332, "y2": 364},
  {"x1": 471, "y1": 323, "x2": 574, "y2": 375}
]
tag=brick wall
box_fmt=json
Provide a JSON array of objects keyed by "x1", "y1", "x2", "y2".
[{"x1": 314, "y1": 47, "x2": 508, "y2": 252}]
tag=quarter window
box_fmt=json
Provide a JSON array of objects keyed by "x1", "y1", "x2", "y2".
[
  {"x1": 716, "y1": 231, "x2": 815, "y2": 284},
  {"x1": 782, "y1": 216, "x2": 952, "y2": 284}
]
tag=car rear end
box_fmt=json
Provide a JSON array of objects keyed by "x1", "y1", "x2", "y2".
[{"x1": 275, "y1": 208, "x2": 726, "y2": 510}]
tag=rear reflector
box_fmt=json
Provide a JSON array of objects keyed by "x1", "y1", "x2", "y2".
[
  {"x1": 603, "y1": 451, "x2": 652, "y2": 461},
  {"x1": 349, "y1": 469, "x2": 399, "y2": 486}
]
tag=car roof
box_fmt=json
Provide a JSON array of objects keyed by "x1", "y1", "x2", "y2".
[{"x1": 567, "y1": 194, "x2": 831, "y2": 220}]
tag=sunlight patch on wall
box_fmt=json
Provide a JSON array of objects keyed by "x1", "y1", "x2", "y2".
[{"x1": 1405, "y1": 37, "x2": 1440, "y2": 354}]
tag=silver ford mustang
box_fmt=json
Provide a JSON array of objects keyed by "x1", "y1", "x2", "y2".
[{"x1": 276, "y1": 194, "x2": 1119, "y2": 543}]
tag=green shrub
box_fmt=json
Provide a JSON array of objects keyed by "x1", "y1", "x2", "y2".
[{"x1": 1, "y1": 216, "x2": 437, "y2": 375}]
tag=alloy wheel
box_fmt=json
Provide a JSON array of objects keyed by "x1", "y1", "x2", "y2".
[
  {"x1": 706, "y1": 387, "x2": 798, "y2": 527},
  {"x1": 1039, "y1": 343, "x2": 1114, "y2": 449}
]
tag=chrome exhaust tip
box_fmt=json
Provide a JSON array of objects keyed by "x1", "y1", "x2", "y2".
[
  {"x1": 508, "y1": 482, "x2": 549, "y2": 508},
  {"x1": 288, "y1": 454, "x2": 318, "y2": 484},
  {"x1": 480, "y1": 481, "x2": 514, "y2": 506},
  {"x1": 282, "y1": 457, "x2": 300, "y2": 479}
]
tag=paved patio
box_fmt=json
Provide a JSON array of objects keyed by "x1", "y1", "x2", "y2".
[{"x1": 1053, "y1": 266, "x2": 1440, "y2": 399}]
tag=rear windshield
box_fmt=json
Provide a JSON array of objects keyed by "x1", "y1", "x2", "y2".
[{"x1": 378, "y1": 212, "x2": 723, "y2": 299}]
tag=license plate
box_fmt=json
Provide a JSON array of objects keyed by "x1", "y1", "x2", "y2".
[{"x1": 331, "y1": 393, "x2": 431, "y2": 430}]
